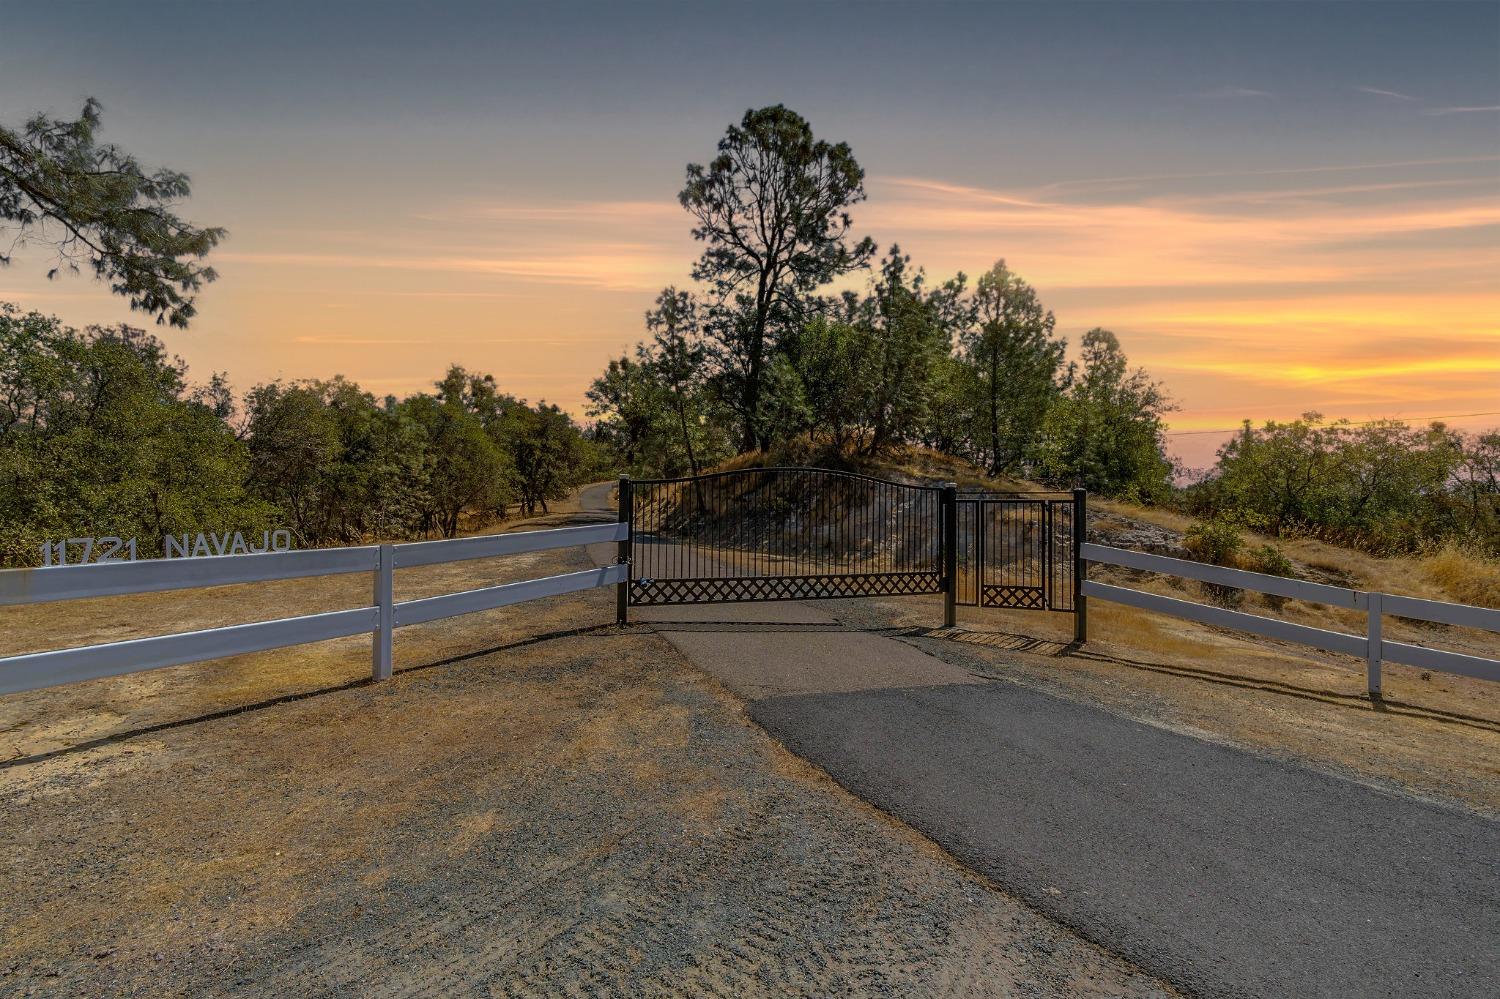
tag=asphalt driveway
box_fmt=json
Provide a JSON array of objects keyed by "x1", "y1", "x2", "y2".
[{"x1": 584, "y1": 481, "x2": 1500, "y2": 998}]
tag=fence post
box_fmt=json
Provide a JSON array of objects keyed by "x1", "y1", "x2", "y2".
[
  {"x1": 941, "y1": 482, "x2": 958, "y2": 629},
  {"x1": 1366, "y1": 590, "x2": 1383, "y2": 700},
  {"x1": 373, "y1": 543, "x2": 394, "y2": 681},
  {"x1": 616, "y1": 475, "x2": 632, "y2": 626},
  {"x1": 1073, "y1": 488, "x2": 1088, "y2": 644}
]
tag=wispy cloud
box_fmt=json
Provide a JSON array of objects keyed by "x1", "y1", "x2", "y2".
[
  {"x1": 416, "y1": 199, "x2": 683, "y2": 225},
  {"x1": 178, "y1": 177, "x2": 1500, "y2": 446},
  {"x1": 869, "y1": 176, "x2": 1500, "y2": 291},
  {"x1": 218, "y1": 194, "x2": 697, "y2": 294},
  {"x1": 1424, "y1": 105, "x2": 1500, "y2": 115},
  {"x1": 218, "y1": 245, "x2": 686, "y2": 292},
  {"x1": 1355, "y1": 85, "x2": 1417, "y2": 101},
  {"x1": 1037, "y1": 155, "x2": 1498, "y2": 194},
  {"x1": 292, "y1": 334, "x2": 620, "y2": 346},
  {"x1": 860, "y1": 171, "x2": 1500, "y2": 423},
  {"x1": 1198, "y1": 87, "x2": 1273, "y2": 99}
]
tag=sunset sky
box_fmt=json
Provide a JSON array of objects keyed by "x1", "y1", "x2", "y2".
[{"x1": 2, "y1": 0, "x2": 1497, "y2": 470}]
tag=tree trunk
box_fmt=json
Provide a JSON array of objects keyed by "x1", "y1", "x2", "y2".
[
  {"x1": 677, "y1": 405, "x2": 700, "y2": 476},
  {"x1": 743, "y1": 269, "x2": 774, "y2": 452},
  {"x1": 988, "y1": 349, "x2": 1002, "y2": 475}
]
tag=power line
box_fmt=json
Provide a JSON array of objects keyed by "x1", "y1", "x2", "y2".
[{"x1": 1164, "y1": 410, "x2": 1500, "y2": 438}]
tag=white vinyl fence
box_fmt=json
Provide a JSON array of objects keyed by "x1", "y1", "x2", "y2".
[
  {"x1": 1081, "y1": 543, "x2": 1500, "y2": 696},
  {"x1": 0, "y1": 523, "x2": 627, "y2": 696}
]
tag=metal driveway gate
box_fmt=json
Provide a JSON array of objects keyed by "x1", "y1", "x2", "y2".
[
  {"x1": 953, "y1": 492, "x2": 1080, "y2": 612},
  {"x1": 622, "y1": 467, "x2": 943, "y2": 605},
  {"x1": 615, "y1": 468, "x2": 1086, "y2": 639}
]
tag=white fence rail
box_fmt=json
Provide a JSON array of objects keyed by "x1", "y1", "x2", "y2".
[
  {"x1": 0, "y1": 522, "x2": 628, "y2": 696},
  {"x1": 1080, "y1": 543, "x2": 1500, "y2": 695}
]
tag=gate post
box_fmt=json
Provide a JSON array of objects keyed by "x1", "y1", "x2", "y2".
[
  {"x1": 941, "y1": 482, "x2": 958, "y2": 629},
  {"x1": 1072, "y1": 488, "x2": 1088, "y2": 644},
  {"x1": 616, "y1": 475, "x2": 632, "y2": 626}
]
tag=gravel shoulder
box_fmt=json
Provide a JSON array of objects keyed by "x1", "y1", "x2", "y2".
[{"x1": 0, "y1": 537, "x2": 1174, "y2": 996}]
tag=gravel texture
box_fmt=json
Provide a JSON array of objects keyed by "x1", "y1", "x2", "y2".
[{"x1": 0, "y1": 549, "x2": 1172, "y2": 998}]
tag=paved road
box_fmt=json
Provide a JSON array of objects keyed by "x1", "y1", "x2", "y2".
[{"x1": 583, "y1": 482, "x2": 1500, "y2": 998}]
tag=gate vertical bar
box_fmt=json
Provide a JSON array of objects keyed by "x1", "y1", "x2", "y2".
[
  {"x1": 1072, "y1": 488, "x2": 1088, "y2": 643},
  {"x1": 373, "y1": 543, "x2": 393, "y2": 681},
  {"x1": 616, "y1": 475, "x2": 632, "y2": 625},
  {"x1": 976, "y1": 499, "x2": 986, "y2": 604},
  {"x1": 942, "y1": 483, "x2": 958, "y2": 628},
  {"x1": 1043, "y1": 501, "x2": 1053, "y2": 608}
]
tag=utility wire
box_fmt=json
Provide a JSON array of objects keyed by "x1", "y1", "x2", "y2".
[{"x1": 1164, "y1": 410, "x2": 1500, "y2": 438}]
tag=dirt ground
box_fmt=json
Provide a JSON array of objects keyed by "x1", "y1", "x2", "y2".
[
  {"x1": 841, "y1": 591, "x2": 1500, "y2": 817},
  {"x1": 0, "y1": 542, "x2": 1175, "y2": 997},
  {"x1": 6, "y1": 485, "x2": 1498, "y2": 995}
]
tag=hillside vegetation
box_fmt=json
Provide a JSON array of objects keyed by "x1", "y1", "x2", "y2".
[
  {"x1": 0, "y1": 307, "x2": 603, "y2": 566},
  {"x1": 721, "y1": 442, "x2": 1499, "y2": 612},
  {"x1": 2, "y1": 101, "x2": 1494, "y2": 578},
  {"x1": 588, "y1": 107, "x2": 1497, "y2": 564}
]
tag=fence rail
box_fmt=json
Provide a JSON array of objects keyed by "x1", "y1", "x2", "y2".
[
  {"x1": 0, "y1": 522, "x2": 628, "y2": 697},
  {"x1": 1080, "y1": 542, "x2": 1500, "y2": 695},
  {"x1": 0, "y1": 546, "x2": 380, "y2": 605},
  {"x1": 8, "y1": 520, "x2": 1494, "y2": 700}
]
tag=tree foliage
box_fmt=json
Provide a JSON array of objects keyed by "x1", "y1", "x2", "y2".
[
  {"x1": 0, "y1": 305, "x2": 268, "y2": 563},
  {"x1": 0, "y1": 306, "x2": 595, "y2": 564},
  {"x1": 0, "y1": 100, "x2": 225, "y2": 327},
  {"x1": 1188, "y1": 415, "x2": 1498, "y2": 554},
  {"x1": 588, "y1": 288, "x2": 734, "y2": 478},
  {"x1": 959, "y1": 261, "x2": 1069, "y2": 475},
  {"x1": 1034, "y1": 328, "x2": 1174, "y2": 502},
  {"x1": 681, "y1": 105, "x2": 875, "y2": 449}
]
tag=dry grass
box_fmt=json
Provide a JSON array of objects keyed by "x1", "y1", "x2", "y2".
[
  {"x1": 877, "y1": 446, "x2": 1035, "y2": 492},
  {"x1": 1092, "y1": 497, "x2": 1195, "y2": 534},
  {"x1": 1, "y1": 541, "x2": 1178, "y2": 998},
  {"x1": 719, "y1": 443, "x2": 1035, "y2": 492},
  {"x1": 1420, "y1": 543, "x2": 1500, "y2": 610},
  {"x1": 1091, "y1": 493, "x2": 1499, "y2": 612}
]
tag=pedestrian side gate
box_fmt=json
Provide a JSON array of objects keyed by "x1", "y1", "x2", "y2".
[
  {"x1": 615, "y1": 467, "x2": 1085, "y2": 637},
  {"x1": 953, "y1": 493, "x2": 1080, "y2": 613}
]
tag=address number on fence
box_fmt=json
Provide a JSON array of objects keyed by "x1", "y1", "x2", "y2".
[{"x1": 40, "y1": 531, "x2": 294, "y2": 566}]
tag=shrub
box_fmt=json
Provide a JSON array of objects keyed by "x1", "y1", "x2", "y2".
[
  {"x1": 1183, "y1": 518, "x2": 1245, "y2": 606},
  {"x1": 1246, "y1": 543, "x2": 1296, "y2": 610},
  {"x1": 1183, "y1": 519, "x2": 1243, "y2": 567},
  {"x1": 1247, "y1": 543, "x2": 1294, "y2": 577}
]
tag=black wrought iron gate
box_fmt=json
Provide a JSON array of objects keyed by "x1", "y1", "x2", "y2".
[
  {"x1": 623, "y1": 467, "x2": 943, "y2": 604},
  {"x1": 953, "y1": 493, "x2": 1079, "y2": 612},
  {"x1": 617, "y1": 468, "x2": 1085, "y2": 635}
]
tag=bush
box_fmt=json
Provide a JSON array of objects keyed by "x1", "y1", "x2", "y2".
[
  {"x1": 1183, "y1": 519, "x2": 1243, "y2": 567},
  {"x1": 1183, "y1": 518, "x2": 1245, "y2": 606},
  {"x1": 1247, "y1": 543, "x2": 1294, "y2": 577},
  {"x1": 1245, "y1": 543, "x2": 1295, "y2": 611}
]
